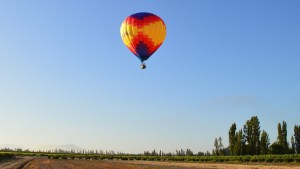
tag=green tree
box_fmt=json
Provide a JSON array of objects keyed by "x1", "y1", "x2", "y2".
[
  {"x1": 152, "y1": 149, "x2": 157, "y2": 156},
  {"x1": 291, "y1": 136, "x2": 295, "y2": 154},
  {"x1": 234, "y1": 129, "x2": 246, "y2": 155},
  {"x1": 186, "y1": 149, "x2": 193, "y2": 156},
  {"x1": 229, "y1": 123, "x2": 237, "y2": 155},
  {"x1": 294, "y1": 125, "x2": 300, "y2": 154},
  {"x1": 269, "y1": 142, "x2": 285, "y2": 154},
  {"x1": 243, "y1": 116, "x2": 261, "y2": 155},
  {"x1": 278, "y1": 123, "x2": 283, "y2": 145},
  {"x1": 282, "y1": 121, "x2": 288, "y2": 153},
  {"x1": 260, "y1": 130, "x2": 270, "y2": 155},
  {"x1": 214, "y1": 138, "x2": 219, "y2": 156},
  {"x1": 278, "y1": 121, "x2": 288, "y2": 153},
  {"x1": 212, "y1": 149, "x2": 216, "y2": 156},
  {"x1": 218, "y1": 137, "x2": 224, "y2": 155}
]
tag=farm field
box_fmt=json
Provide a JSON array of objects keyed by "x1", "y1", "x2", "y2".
[
  {"x1": 0, "y1": 156, "x2": 33, "y2": 169},
  {"x1": 1, "y1": 157, "x2": 300, "y2": 169}
]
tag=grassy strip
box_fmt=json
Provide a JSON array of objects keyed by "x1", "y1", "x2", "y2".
[{"x1": 1, "y1": 152, "x2": 300, "y2": 163}]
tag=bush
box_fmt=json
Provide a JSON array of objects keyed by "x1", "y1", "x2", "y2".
[
  {"x1": 141, "y1": 156, "x2": 148, "y2": 160},
  {"x1": 265, "y1": 156, "x2": 274, "y2": 163},
  {"x1": 0, "y1": 153, "x2": 15, "y2": 160},
  {"x1": 273, "y1": 157, "x2": 282, "y2": 163},
  {"x1": 256, "y1": 156, "x2": 265, "y2": 162},
  {"x1": 242, "y1": 156, "x2": 250, "y2": 162},
  {"x1": 121, "y1": 157, "x2": 128, "y2": 160},
  {"x1": 147, "y1": 157, "x2": 155, "y2": 161},
  {"x1": 250, "y1": 156, "x2": 258, "y2": 162},
  {"x1": 282, "y1": 155, "x2": 294, "y2": 163},
  {"x1": 190, "y1": 157, "x2": 197, "y2": 162},
  {"x1": 52, "y1": 156, "x2": 59, "y2": 159},
  {"x1": 134, "y1": 156, "x2": 141, "y2": 160},
  {"x1": 294, "y1": 156, "x2": 300, "y2": 162},
  {"x1": 217, "y1": 157, "x2": 224, "y2": 162},
  {"x1": 222, "y1": 157, "x2": 230, "y2": 162}
]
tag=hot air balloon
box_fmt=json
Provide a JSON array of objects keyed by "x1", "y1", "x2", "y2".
[{"x1": 120, "y1": 12, "x2": 167, "y2": 69}]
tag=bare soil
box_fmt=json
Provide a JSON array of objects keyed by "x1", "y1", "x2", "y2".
[
  {"x1": 0, "y1": 157, "x2": 33, "y2": 169},
  {"x1": 124, "y1": 160, "x2": 300, "y2": 169},
  {"x1": 4, "y1": 158, "x2": 300, "y2": 169}
]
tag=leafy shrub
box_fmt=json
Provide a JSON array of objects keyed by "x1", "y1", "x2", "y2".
[
  {"x1": 256, "y1": 156, "x2": 265, "y2": 162},
  {"x1": 52, "y1": 156, "x2": 59, "y2": 159},
  {"x1": 121, "y1": 157, "x2": 128, "y2": 160},
  {"x1": 282, "y1": 155, "x2": 294, "y2": 163},
  {"x1": 147, "y1": 157, "x2": 155, "y2": 161},
  {"x1": 250, "y1": 156, "x2": 258, "y2": 162},
  {"x1": 190, "y1": 157, "x2": 197, "y2": 162},
  {"x1": 273, "y1": 157, "x2": 282, "y2": 163},
  {"x1": 265, "y1": 156, "x2": 274, "y2": 163},
  {"x1": 141, "y1": 156, "x2": 148, "y2": 160},
  {"x1": 222, "y1": 157, "x2": 230, "y2": 162},
  {"x1": 217, "y1": 157, "x2": 224, "y2": 162},
  {"x1": 134, "y1": 156, "x2": 141, "y2": 160},
  {"x1": 242, "y1": 156, "x2": 250, "y2": 162},
  {"x1": 294, "y1": 156, "x2": 300, "y2": 162}
]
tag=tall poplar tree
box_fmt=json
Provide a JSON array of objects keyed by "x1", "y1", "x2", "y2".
[
  {"x1": 291, "y1": 136, "x2": 295, "y2": 154},
  {"x1": 235, "y1": 129, "x2": 245, "y2": 155},
  {"x1": 243, "y1": 116, "x2": 261, "y2": 155},
  {"x1": 277, "y1": 121, "x2": 288, "y2": 153},
  {"x1": 218, "y1": 137, "x2": 224, "y2": 155},
  {"x1": 278, "y1": 123, "x2": 283, "y2": 145},
  {"x1": 260, "y1": 130, "x2": 270, "y2": 154},
  {"x1": 214, "y1": 138, "x2": 219, "y2": 156},
  {"x1": 294, "y1": 125, "x2": 300, "y2": 154},
  {"x1": 282, "y1": 121, "x2": 288, "y2": 153},
  {"x1": 229, "y1": 123, "x2": 237, "y2": 155}
]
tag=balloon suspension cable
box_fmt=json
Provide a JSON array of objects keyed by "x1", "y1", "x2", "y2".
[{"x1": 140, "y1": 63, "x2": 146, "y2": 69}]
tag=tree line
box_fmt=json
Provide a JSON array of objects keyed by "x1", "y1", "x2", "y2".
[
  {"x1": 214, "y1": 116, "x2": 300, "y2": 156},
  {"x1": 1, "y1": 116, "x2": 298, "y2": 157}
]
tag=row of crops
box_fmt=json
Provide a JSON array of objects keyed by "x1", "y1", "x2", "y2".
[
  {"x1": 46, "y1": 154, "x2": 300, "y2": 163},
  {"x1": 1, "y1": 152, "x2": 300, "y2": 163},
  {"x1": 0, "y1": 153, "x2": 15, "y2": 161},
  {"x1": 49, "y1": 155, "x2": 300, "y2": 163}
]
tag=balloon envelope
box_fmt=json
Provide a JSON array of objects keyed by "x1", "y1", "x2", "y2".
[{"x1": 120, "y1": 12, "x2": 167, "y2": 62}]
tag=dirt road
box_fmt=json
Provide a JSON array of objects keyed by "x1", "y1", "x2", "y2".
[
  {"x1": 22, "y1": 158, "x2": 300, "y2": 169},
  {"x1": 0, "y1": 157, "x2": 33, "y2": 169}
]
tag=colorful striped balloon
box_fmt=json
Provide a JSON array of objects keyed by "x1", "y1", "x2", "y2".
[{"x1": 120, "y1": 12, "x2": 167, "y2": 68}]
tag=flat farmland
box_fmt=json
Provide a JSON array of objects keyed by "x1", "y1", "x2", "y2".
[{"x1": 20, "y1": 158, "x2": 300, "y2": 169}]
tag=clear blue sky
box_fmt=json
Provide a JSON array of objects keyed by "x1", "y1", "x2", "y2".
[{"x1": 0, "y1": 0, "x2": 299, "y2": 153}]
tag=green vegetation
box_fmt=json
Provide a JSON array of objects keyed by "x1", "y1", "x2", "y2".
[
  {"x1": 1, "y1": 152, "x2": 300, "y2": 164},
  {"x1": 0, "y1": 153, "x2": 15, "y2": 161},
  {"x1": 226, "y1": 116, "x2": 300, "y2": 156},
  {"x1": 295, "y1": 125, "x2": 300, "y2": 154},
  {"x1": 1, "y1": 116, "x2": 299, "y2": 165}
]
